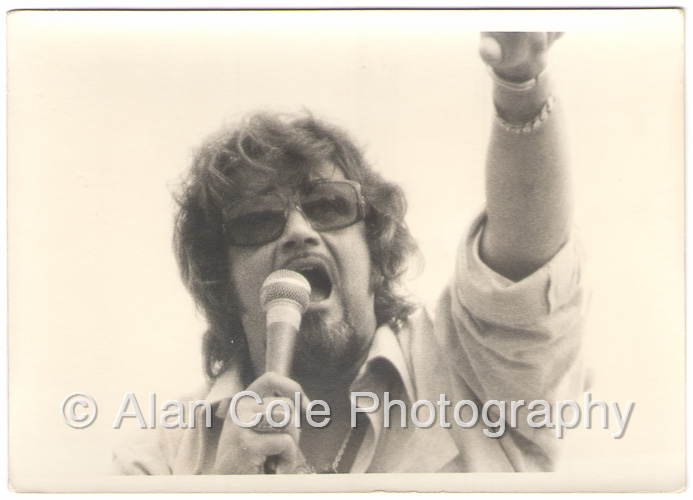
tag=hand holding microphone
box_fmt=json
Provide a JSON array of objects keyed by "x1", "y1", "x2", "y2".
[
  {"x1": 260, "y1": 270, "x2": 311, "y2": 474},
  {"x1": 212, "y1": 270, "x2": 312, "y2": 475}
]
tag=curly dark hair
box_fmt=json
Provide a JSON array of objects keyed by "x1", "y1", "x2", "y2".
[{"x1": 174, "y1": 112, "x2": 418, "y2": 380}]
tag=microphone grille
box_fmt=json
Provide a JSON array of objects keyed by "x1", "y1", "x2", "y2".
[{"x1": 260, "y1": 269, "x2": 311, "y2": 312}]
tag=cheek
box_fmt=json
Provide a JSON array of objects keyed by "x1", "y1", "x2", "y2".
[
  {"x1": 356, "y1": 241, "x2": 374, "y2": 292},
  {"x1": 227, "y1": 247, "x2": 274, "y2": 312},
  {"x1": 334, "y1": 227, "x2": 375, "y2": 300},
  {"x1": 227, "y1": 247, "x2": 275, "y2": 375},
  {"x1": 356, "y1": 226, "x2": 374, "y2": 282}
]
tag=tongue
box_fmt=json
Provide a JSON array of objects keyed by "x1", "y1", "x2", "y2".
[{"x1": 311, "y1": 284, "x2": 330, "y2": 302}]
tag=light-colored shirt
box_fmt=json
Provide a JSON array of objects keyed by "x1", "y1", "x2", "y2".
[{"x1": 113, "y1": 212, "x2": 588, "y2": 474}]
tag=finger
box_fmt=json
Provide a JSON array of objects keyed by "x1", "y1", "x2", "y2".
[
  {"x1": 259, "y1": 400, "x2": 302, "y2": 442},
  {"x1": 215, "y1": 394, "x2": 298, "y2": 440},
  {"x1": 247, "y1": 433, "x2": 299, "y2": 475},
  {"x1": 481, "y1": 32, "x2": 530, "y2": 67},
  {"x1": 479, "y1": 34, "x2": 502, "y2": 66},
  {"x1": 249, "y1": 371, "x2": 310, "y2": 414},
  {"x1": 272, "y1": 447, "x2": 311, "y2": 475},
  {"x1": 234, "y1": 397, "x2": 301, "y2": 443},
  {"x1": 216, "y1": 431, "x2": 298, "y2": 474},
  {"x1": 235, "y1": 394, "x2": 294, "y2": 416},
  {"x1": 254, "y1": 432, "x2": 298, "y2": 463}
]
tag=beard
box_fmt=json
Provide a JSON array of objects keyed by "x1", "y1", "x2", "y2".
[{"x1": 290, "y1": 309, "x2": 371, "y2": 380}]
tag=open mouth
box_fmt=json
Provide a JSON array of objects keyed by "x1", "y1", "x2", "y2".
[{"x1": 298, "y1": 265, "x2": 332, "y2": 302}]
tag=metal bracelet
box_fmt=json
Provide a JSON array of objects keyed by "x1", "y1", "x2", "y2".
[{"x1": 495, "y1": 95, "x2": 555, "y2": 134}]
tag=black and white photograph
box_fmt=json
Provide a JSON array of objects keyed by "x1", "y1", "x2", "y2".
[{"x1": 6, "y1": 5, "x2": 685, "y2": 493}]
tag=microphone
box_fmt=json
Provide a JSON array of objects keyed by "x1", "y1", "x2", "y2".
[
  {"x1": 259, "y1": 270, "x2": 311, "y2": 475},
  {"x1": 260, "y1": 269, "x2": 312, "y2": 377}
]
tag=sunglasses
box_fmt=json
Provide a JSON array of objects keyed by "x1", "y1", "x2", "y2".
[{"x1": 223, "y1": 180, "x2": 367, "y2": 246}]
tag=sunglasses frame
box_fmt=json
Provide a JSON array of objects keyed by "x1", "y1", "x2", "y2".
[{"x1": 223, "y1": 179, "x2": 368, "y2": 246}]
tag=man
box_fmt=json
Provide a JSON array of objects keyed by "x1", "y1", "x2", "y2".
[{"x1": 114, "y1": 32, "x2": 587, "y2": 474}]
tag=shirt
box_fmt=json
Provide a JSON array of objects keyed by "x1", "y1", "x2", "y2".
[{"x1": 112, "y1": 211, "x2": 588, "y2": 474}]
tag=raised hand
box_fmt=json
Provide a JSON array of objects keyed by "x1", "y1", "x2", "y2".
[
  {"x1": 480, "y1": 32, "x2": 563, "y2": 83},
  {"x1": 478, "y1": 32, "x2": 571, "y2": 282}
]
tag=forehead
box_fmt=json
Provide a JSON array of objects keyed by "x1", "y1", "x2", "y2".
[
  {"x1": 238, "y1": 161, "x2": 347, "y2": 197},
  {"x1": 307, "y1": 162, "x2": 346, "y2": 181}
]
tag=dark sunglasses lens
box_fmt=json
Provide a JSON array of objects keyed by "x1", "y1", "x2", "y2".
[
  {"x1": 225, "y1": 195, "x2": 285, "y2": 245},
  {"x1": 301, "y1": 183, "x2": 360, "y2": 231}
]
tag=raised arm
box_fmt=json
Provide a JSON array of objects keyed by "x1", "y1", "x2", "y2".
[{"x1": 479, "y1": 32, "x2": 571, "y2": 281}]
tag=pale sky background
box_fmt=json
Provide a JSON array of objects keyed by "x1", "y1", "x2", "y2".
[{"x1": 7, "y1": 8, "x2": 684, "y2": 493}]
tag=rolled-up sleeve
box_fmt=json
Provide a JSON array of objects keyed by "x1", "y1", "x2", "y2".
[
  {"x1": 458, "y1": 212, "x2": 586, "y2": 329},
  {"x1": 435, "y1": 211, "x2": 590, "y2": 468}
]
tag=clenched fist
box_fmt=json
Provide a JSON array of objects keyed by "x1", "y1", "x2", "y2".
[{"x1": 480, "y1": 32, "x2": 563, "y2": 83}]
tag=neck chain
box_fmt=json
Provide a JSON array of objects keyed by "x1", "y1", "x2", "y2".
[
  {"x1": 329, "y1": 425, "x2": 354, "y2": 473},
  {"x1": 301, "y1": 425, "x2": 354, "y2": 474}
]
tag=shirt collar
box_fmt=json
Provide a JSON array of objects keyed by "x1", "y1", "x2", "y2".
[
  {"x1": 200, "y1": 320, "x2": 458, "y2": 473},
  {"x1": 351, "y1": 322, "x2": 415, "y2": 404},
  {"x1": 206, "y1": 322, "x2": 415, "y2": 406},
  {"x1": 206, "y1": 361, "x2": 245, "y2": 408}
]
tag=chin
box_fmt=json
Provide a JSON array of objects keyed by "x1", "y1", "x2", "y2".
[{"x1": 291, "y1": 310, "x2": 368, "y2": 379}]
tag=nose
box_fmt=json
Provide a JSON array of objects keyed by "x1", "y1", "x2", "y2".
[{"x1": 277, "y1": 206, "x2": 320, "y2": 251}]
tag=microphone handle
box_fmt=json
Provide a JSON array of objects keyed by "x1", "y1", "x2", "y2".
[
  {"x1": 264, "y1": 321, "x2": 299, "y2": 377},
  {"x1": 263, "y1": 321, "x2": 299, "y2": 474},
  {"x1": 264, "y1": 456, "x2": 279, "y2": 475}
]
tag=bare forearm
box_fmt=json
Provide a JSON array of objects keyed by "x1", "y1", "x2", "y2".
[{"x1": 479, "y1": 35, "x2": 572, "y2": 281}]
